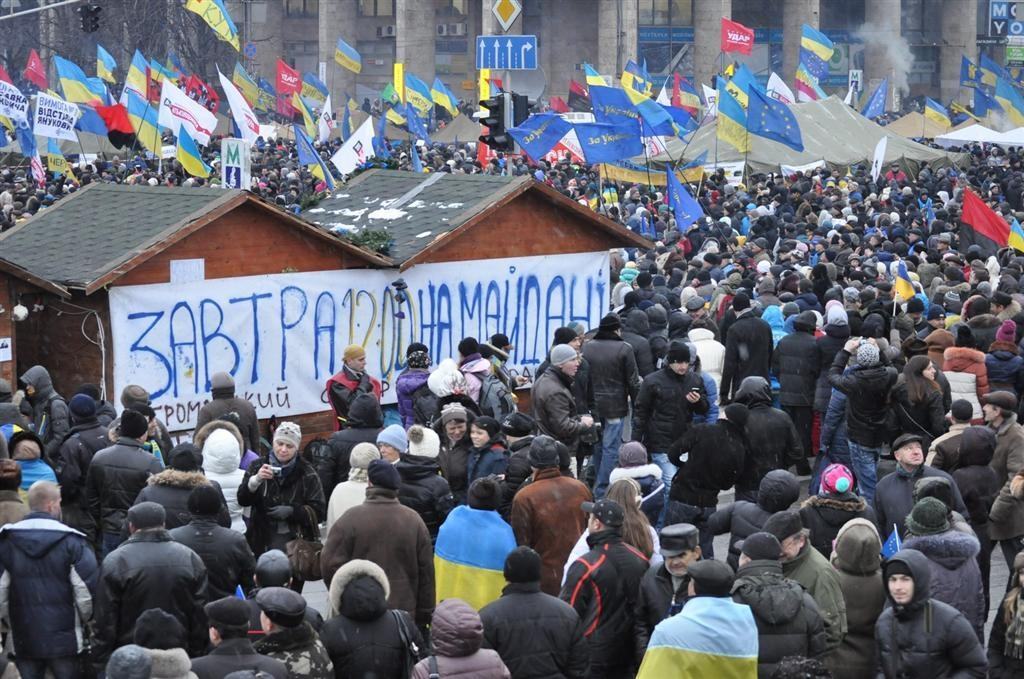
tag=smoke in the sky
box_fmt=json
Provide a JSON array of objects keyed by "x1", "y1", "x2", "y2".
[{"x1": 853, "y1": 22, "x2": 915, "y2": 94}]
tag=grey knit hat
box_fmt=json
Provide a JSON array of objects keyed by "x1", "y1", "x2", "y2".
[
  {"x1": 855, "y1": 342, "x2": 879, "y2": 367},
  {"x1": 273, "y1": 421, "x2": 302, "y2": 449},
  {"x1": 106, "y1": 644, "x2": 152, "y2": 679}
]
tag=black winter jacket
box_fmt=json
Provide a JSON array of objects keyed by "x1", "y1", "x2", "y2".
[
  {"x1": 170, "y1": 517, "x2": 256, "y2": 600},
  {"x1": 0, "y1": 512, "x2": 98, "y2": 659},
  {"x1": 237, "y1": 455, "x2": 326, "y2": 555},
  {"x1": 396, "y1": 454, "x2": 455, "y2": 541},
  {"x1": 480, "y1": 581, "x2": 590, "y2": 679},
  {"x1": 20, "y1": 366, "x2": 70, "y2": 464},
  {"x1": 733, "y1": 378, "x2": 802, "y2": 495},
  {"x1": 318, "y1": 393, "x2": 383, "y2": 495},
  {"x1": 85, "y1": 438, "x2": 163, "y2": 535},
  {"x1": 989, "y1": 595, "x2": 1024, "y2": 677},
  {"x1": 190, "y1": 638, "x2": 287, "y2": 679},
  {"x1": 799, "y1": 493, "x2": 877, "y2": 558},
  {"x1": 668, "y1": 418, "x2": 746, "y2": 507},
  {"x1": 720, "y1": 312, "x2": 774, "y2": 401},
  {"x1": 892, "y1": 381, "x2": 947, "y2": 446},
  {"x1": 814, "y1": 323, "x2": 851, "y2": 411},
  {"x1": 499, "y1": 436, "x2": 534, "y2": 521},
  {"x1": 828, "y1": 349, "x2": 899, "y2": 448},
  {"x1": 632, "y1": 366, "x2": 708, "y2": 453},
  {"x1": 133, "y1": 469, "x2": 232, "y2": 530},
  {"x1": 623, "y1": 310, "x2": 657, "y2": 377},
  {"x1": 732, "y1": 560, "x2": 827, "y2": 677},
  {"x1": 710, "y1": 469, "x2": 800, "y2": 570},
  {"x1": 633, "y1": 562, "x2": 691, "y2": 660},
  {"x1": 772, "y1": 323, "x2": 821, "y2": 407},
  {"x1": 581, "y1": 330, "x2": 641, "y2": 419},
  {"x1": 55, "y1": 419, "x2": 109, "y2": 536}
]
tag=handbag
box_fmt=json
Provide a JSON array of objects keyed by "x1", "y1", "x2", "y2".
[
  {"x1": 285, "y1": 505, "x2": 322, "y2": 581},
  {"x1": 391, "y1": 609, "x2": 422, "y2": 676}
]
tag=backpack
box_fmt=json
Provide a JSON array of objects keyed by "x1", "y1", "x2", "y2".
[
  {"x1": 478, "y1": 371, "x2": 516, "y2": 419},
  {"x1": 303, "y1": 436, "x2": 331, "y2": 465},
  {"x1": 411, "y1": 383, "x2": 439, "y2": 426}
]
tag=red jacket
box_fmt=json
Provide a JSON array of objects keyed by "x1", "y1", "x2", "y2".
[{"x1": 326, "y1": 367, "x2": 382, "y2": 430}]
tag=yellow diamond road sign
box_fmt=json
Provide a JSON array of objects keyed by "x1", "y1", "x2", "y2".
[{"x1": 492, "y1": 0, "x2": 521, "y2": 32}]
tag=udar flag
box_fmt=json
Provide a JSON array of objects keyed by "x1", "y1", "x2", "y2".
[
  {"x1": 960, "y1": 188, "x2": 1009, "y2": 258},
  {"x1": 433, "y1": 506, "x2": 517, "y2": 611}
]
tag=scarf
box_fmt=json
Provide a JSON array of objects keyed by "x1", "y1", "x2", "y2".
[
  {"x1": 269, "y1": 450, "x2": 299, "y2": 479},
  {"x1": 1008, "y1": 595, "x2": 1024, "y2": 659}
]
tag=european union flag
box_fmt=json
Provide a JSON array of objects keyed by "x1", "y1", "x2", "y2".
[
  {"x1": 573, "y1": 122, "x2": 643, "y2": 163},
  {"x1": 508, "y1": 113, "x2": 571, "y2": 160},
  {"x1": 747, "y1": 86, "x2": 804, "y2": 152},
  {"x1": 666, "y1": 167, "x2": 704, "y2": 230},
  {"x1": 799, "y1": 47, "x2": 829, "y2": 80},
  {"x1": 881, "y1": 525, "x2": 902, "y2": 559},
  {"x1": 374, "y1": 109, "x2": 391, "y2": 159},
  {"x1": 861, "y1": 78, "x2": 888, "y2": 120},
  {"x1": 589, "y1": 85, "x2": 640, "y2": 128}
]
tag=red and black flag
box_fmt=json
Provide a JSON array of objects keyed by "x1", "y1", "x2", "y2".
[
  {"x1": 95, "y1": 103, "x2": 136, "y2": 149},
  {"x1": 548, "y1": 96, "x2": 569, "y2": 113},
  {"x1": 568, "y1": 79, "x2": 591, "y2": 112},
  {"x1": 960, "y1": 188, "x2": 1009, "y2": 258}
]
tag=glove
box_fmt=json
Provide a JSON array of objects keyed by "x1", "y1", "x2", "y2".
[{"x1": 266, "y1": 505, "x2": 294, "y2": 521}]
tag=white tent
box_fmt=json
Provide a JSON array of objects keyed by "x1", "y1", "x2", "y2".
[
  {"x1": 934, "y1": 124, "x2": 1008, "y2": 148},
  {"x1": 993, "y1": 127, "x2": 1024, "y2": 147}
]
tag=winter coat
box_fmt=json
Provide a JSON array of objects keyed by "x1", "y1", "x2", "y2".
[
  {"x1": 875, "y1": 549, "x2": 988, "y2": 679},
  {"x1": 733, "y1": 378, "x2": 803, "y2": 494},
  {"x1": 0, "y1": 491, "x2": 26, "y2": 527},
  {"x1": 989, "y1": 414, "x2": 1024, "y2": 541},
  {"x1": 609, "y1": 463, "x2": 664, "y2": 526},
  {"x1": 325, "y1": 477, "x2": 367, "y2": 533},
  {"x1": 985, "y1": 341, "x2": 1024, "y2": 395},
  {"x1": 819, "y1": 387, "x2": 851, "y2": 461},
  {"x1": 800, "y1": 492, "x2": 877, "y2": 558},
  {"x1": 322, "y1": 560, "x2": 423, "y2": 679},
  {"x1": 532, "y1": 366, "x2": 589, "y2": 454},
  {"x1": 499, "y1": 436, "x2": 533, "y2": 520},
  {"x1": 669, "y1": 417, "x2": 746, "y2": 507},
  {"x1": 927, "y1": 422, "x2": 969, "y2": 471},
  {"x1": 968, "y1": 313, "x2": 1002, "y2": 352},
  {"x1": 190, "y1": 638, "x2": 287, "y2": 679},
  {"x1": 892, "y1": 381, "x2": 947, "y2": 446},
  {"x1": 989, "y1": 593, "x2": 1024, "y2": 678},
  {"x1": 318, "y1": 392, "x2": 383, "y2": 496},
  {"x1": 943, "y1": 346, "x2": 989, "y2": 419},
  {"x1": 133, "y1": 469, "x2": 231, "y2": 530},
  {"x1": 325, "y1": 365, "x2": 382, "y2": 431},
  {"x1": 827, "y1": 349, "x2": 899, "y2": 448},
  {"x1": 874, "y1": 465, "x2": 966, "y2": 539},
  {"x1": 780, "y1": 543, "x2": 847, "y2": 651},
  {"x1": 194, "y1": 387, "x2": 260, "y2": 454},
  {"x1": 55, "y1": 418, "x2": 108, "y2": 536},
  {"x1": 903, "y1": 530, "x2": 985, "y2": 641},
  {"x1": 85, "y1": 438, "x2": 163, "y2": 536},
  {"x1": 396, "y1": 368, "x2": 431, "y2": 428},
  {"x1": 559, "y1": 529, "x2": 649, "y2": 672},
  {"x1": 0, "y1": 512, "x2": 98, "y2": 659},
  {"x1": 720, "y1": 312, "x2": 775, "y2": 400},
  {"x1": 622, "y1": 311, "x2": 657, "y2": 377},
  {"x1": 320, "y1": 486, "x2": 435, "y2": 626},
  {"x1": 254, "y1": 622, "x2": 333, "y2": 679},
  {"x1": 146, "y1": 648, "x2": 198, "y2": 679},
  {"x1": 236, "y1": 455, "x2": 326, "y2": 555},
  {"x1": 439, "y1": 432, "x2": 474, "y2": 505},
  {"x1": 460, "y1": 355, "x2": 493, "y2": 405},
  {"x1": 94, "y1": 529, "x2": 209, "y2": 662},
  {"x1": 480, "y1": 581, "x2": 589, "y2": 679},
  {"x1": 732, "y1": 559, "x2": 827, "y2": 677},
  {"x1": 581, "y1": 330, "x2": 641, "y2": 419},
  {"x1": 197, "y1": 420, "x2": 248, "y2": 532},
  {"x1": 688, "y1": 327, "x2": 724, "y2": 387},
  {"x1": 709, "y1": 469, "x2": 800, "y2": 570},
  {"x1": 169, "y1": 517, "x2": 256, "y2": 601},
  {"x1": 633, "y1": 562, "x2": 691, "y2": 660},
  {"x1": 411, "y1": 599, "x2": 510, "y2": 679},
  {"x1": 535, "y1": 355, "x2": 596, "y2": 417},
  {"x1": 20, "y1": 366, "x2": 69, "y2": 464},
  {"x1": 467, "y1": 441, "x2": 509, "y2": 488},
  {"x1": 829, "y1": 519, "x2": 886, "y2": 679},
  {"x1": 511, "y1": 466, "x2": 591, "y2": 596},
  {"x1": 396, "y1": 454, "x2": 454, "y2": 540},
  {"x1": 632, "y1": 365, "x2": 708, "y2": 453},
  {"x1": 773, "y1": 322, "x2": 821, "y2": 407},
  {"x1": 814, "y1": 323, "x2": 851, "y2": 411}
]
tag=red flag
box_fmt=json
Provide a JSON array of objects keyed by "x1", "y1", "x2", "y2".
[
  {"x1": 568, "y1": 79, "x2": 591, "y2": 112},
  {"x1": 0, "y1": 64, "x2": 11, "y2": 84},
  {"x1": 95, "y1": 103, "x2": 136, "y2": 149},
  {"x1": 721, "y1": 18, "x2": 754, "y2": 55},
  {"x1": 276, "y1": 59, "x2": 301, "y2": 95},
  {"x1": 961, "y1": 189, "x2": 1010, "y2": 257},
  {"x1": 549, "y1": 96, "x2": 569, "y2": 113},
  {"x1": 671, "y1": 73, "x2": 682, "y2": 109},
  {"x1": 23, "y1": 49, "x2": 47, "y2": 90}
]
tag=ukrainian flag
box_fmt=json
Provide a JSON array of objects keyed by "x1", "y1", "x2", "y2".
[
  {"x1": 894, "y1": 261, "x2": 916, "y2": 301},
  {"x1": 185, "y1": 0, "x2": 240, "y2": 51},
  {"x1": 293, "y1": 124, "x2": 335, "y2": 190},
  {"x1": 717, "y1": 86, "x2": 750, "y2": 153},
  {"x1": 301, "y1": 72, "x2": 328, "y2": 108},
  {"x1": 334, "y1": 37, "x2": 361, "y2": 74},
  {"x1": 727, "y1": 63, "x2": 762, "y2": 109},
  {"x1": 150, "y1": 58, "x2": 176, "y2": 84},
  {"x1": 1010, "y1": 218, "x2": 1024, "y2": 253},
  {"x1": 584, "y1": 63, "x2": 608, "y2": 88},
  {"x1": 54, "y1": 56, "x2": 101, "y2": 105},
  {"x1": 125, "y1": 90, "x2": 161, "y2": 153},
  {"x1": 431, "y1": 77, "x2": 459, "y2": 117},
  {"x1": 996, "y1": 77, "x2": 1024, "y2": 125},
  {"x1": 434, "y1": 506, "x2": 516, "y2": 611},
  {"x1": 924, "y1": 97, "x2": 951, "y2": 128},
  {"x1": 404, "y1": 73, "x2": 434, "y2": 115},
  {"x1": 124, "y1": 50, "x2": 149, "y2": 101},
  {"x1": 232, "y1": 62, "x2": 260, "y2": 107},
  {"x1": 980, "y1": 54, "x2": 1007, "y2": 88},
  {"x1": 800, "y1": 24, "x2": 834, "y2": 61},
  {"x1": 176, "y1": 126, "x2": 211, "y2": 178},
  {"x1": 621, "y1": 59, "x2": 652, "y2": 96},
  {"x1": 46, "y1": 139, "x2": 75, "y2": 180},
  {"x1": 97, "y1": 45, "x2": 117, "y2": 84},
  {"x1": 292, "y1": 91, "x2": 317, "y2": 138}
]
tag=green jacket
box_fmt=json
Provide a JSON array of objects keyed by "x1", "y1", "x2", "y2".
[{"x1": 782, "y1": 543, "x2": 847, "y2": 651}]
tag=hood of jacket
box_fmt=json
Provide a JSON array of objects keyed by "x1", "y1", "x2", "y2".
[
  {"x1": 761, "y1": 305, "x2": 786, "y2": 334},
  {"x1": 329, "y1": 559, "x2": 390, "y2": 620},
  {"x1": 196, "y1": 420, "x2": 244, "y2": 472},
  {"x1": 733, "y1": 561, "x2": 803, "y2": 625},
  {"x1": 625, "y1": 309, "x2": 651, "y2": 335},
  {"x1": 688, "y1": 326, "x2": 715, "y2": 344},
  {"x1": 609, "y1": 463, "x2": 663, "y2": 484},
  {"x1": 988, "y1": 340, "x2": 1020, "y2": 357},
  {"x1": 958, "y1": 425, "x2": 996, "y2": 467},
  {"x1": 147, "y1": 469, "x2": 210, "y2": 489},
  {"x1": 943, "y1": 345, "x2": 985, "y2": 369},
  {"x1": 668, "y1": 312, "x2": 692, "y2": 339},
  {"x1": 967, "y1": 313, "x2": 1001, "y2": 331},
  {"x1": 347, "y1": 392, "x2": 384, "y2": 429},
  {"x1": 758, "y1": 469, "x2": 800, "y2": 512},
  {"x1": 735, "y1": 376, "x2": 772, "y2": 408},
  {"x1": 431, "y1": 598, "x2": 484, "y2": 658},
  {"x1": 19, "y1": 365, "x2": 53, "y2": 396},
  {"x1": 903, "y1": 530, "x2": 980, "y2": 570},
  {"x1": 147, "y1": 648, "x2": 193, "y2": 679},
  {"x1": 646, "y1": 305, "x2": 668, "y2": 333},
  {"x1": 883, "y1": 549, "x2": 931, "y2": 613},
  {"x1": 802, "y1": 492, "x2": 868, "y2": 527},
  {"x1": 831, "y1": 517, "x2": 881, "y2": 575},
  {"x1": 397, "y1": 369, "x2": 430, "y2": 393},
  {"x1": 460, "y1": 357, "x2": 492, "y2": 378},
  {"x1": 824, "y1": 322, "x2": 851, "y2": 340},
  {"x1": 0, "y1": 514, "x2": 84, "y2": 559},
  {"x1": 396, "y1": 454, "x2": 442, "y2": 480}
]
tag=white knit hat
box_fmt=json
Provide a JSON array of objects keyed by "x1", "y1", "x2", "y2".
[{"x1": 407, "y1": 425, "x2": 440, "y2": 459}]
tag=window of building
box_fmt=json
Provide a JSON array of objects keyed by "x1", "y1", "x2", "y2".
[
  {"x1": 436, "y1": 0, "x2": 467, "y2": 16},
  {"x1": 359, "y1": 0, "x2": 394, "y2": 16},
  {"x1": 284, "y1": 0, "x2": 318, "y2": 17},
  {"x1": 639, "y1": 0, "x2": 692, "y2": 26}
]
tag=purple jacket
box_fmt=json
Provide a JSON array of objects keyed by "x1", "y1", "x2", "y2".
[{"x1": 396, "y1": 369, "x2": 430, "y2": 428}]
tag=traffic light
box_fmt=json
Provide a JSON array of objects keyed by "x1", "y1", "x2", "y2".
[
  {"x1": 78, "y1": 3, "x2": 101, "y2": 33},
  {"x1": 479, "y1": 92, "x2": 513, "y2": 152},
  {"x1": 511, "y1": 93, "x2": 531, "y2": 127}
]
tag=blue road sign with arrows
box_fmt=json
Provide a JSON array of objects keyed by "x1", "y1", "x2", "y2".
[{"x1": 476, "y1": 34, "x2": 537, "y2": 70}]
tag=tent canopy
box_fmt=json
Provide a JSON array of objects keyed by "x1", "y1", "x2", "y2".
[
  {"x1": 646, "y1": 96, "x2": 967, "y2": 174},
  {"x1": 934, "y1": 124, "x2": 1006, "y2": 147}
]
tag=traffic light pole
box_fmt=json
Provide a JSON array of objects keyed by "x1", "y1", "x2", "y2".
[{"x1": 0, "y1": 0, "x2": 82, "y2": 22}]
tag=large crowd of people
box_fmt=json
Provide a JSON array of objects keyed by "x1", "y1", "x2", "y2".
[{"x1": 3, "y1": 107, "x2": 1024, "y2": 678}]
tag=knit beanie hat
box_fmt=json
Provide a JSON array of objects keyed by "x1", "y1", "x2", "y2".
[
  {"x1": 549, "y1": 343, "x2": 578, "y2": 366},
  {"x1": 905, "y1": 496, "x2": 950, "y2": 536},
  {"x1": 618, "y1": 441, "x2": 647, "y2": 467},
  {"x1": 273, "y1": 421, "x2": 302, "y2": 449},
  {"x1": 406, "y1": 342, "x2": 431, "y2": 369},
  {"x1": 407, "y1": 425, "x2": 440, "y2": 458},
  {"x1": 350, "y1": 442, "x2": 381, "y2": 470},
  {"x1": 106, "y1": 645, "x2": 152, "y2": 679},
  {"x1": 440, "y1": 403, "x2": 468, "y2": 426},
  {"x1": 343, "y1": 344, "x2": 366, "y2": 361},
  {"x1": 553, "y1": 327, "x2": 578, "y2": 345},
  {"x1": 134, "y1": 608, "x2": 186, "y2": 650},
  {"x1": 467, "y1": 476, "x2": 502, "y2": 510},
  {"x1": 821, "y1": 463, "x2": 854, "y2": 495},
  {"x1": 367, "y1": 459, "x2": 401, "y2": 490},
  {"x1": 997, "y1": 319, "x2": 1018, "y2": 344},
  {"x1": 168, "y1": 443, "x2": 201, "y2": 472},
  {"x1": 732, "y1": 292, "x2": 751, "y2": 311},
  {"x1": 666, "y1": 341, "x2": 691, "y2": 364},
  {"x1": 119, "y1": 409, "x2": 149, "y2": 439},
  {"x1": 471, "y1": 416, "x2": 501, "y2": 440},
  {"x1": 377, "y1": 424, "x2": 408, "y2": 452},
  {"x1": 855, "y1": 341, "x2": 879, "y2": 367},
  {"x1": 187, "y1": 484, "x2": 224, "y2": 517},
  {"x1": 504, "y1": 546, "x2": 542, "y2": 583},
  {"x1": 723, "y1": 403, "x2": 749, "y2": 428},
  {"x1": 68, "y1": 393, "x2": 96, "y2": 420}
]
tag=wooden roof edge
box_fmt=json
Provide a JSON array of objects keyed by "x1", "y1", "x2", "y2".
[{"x1": 0, "y1": 257, "x2": 71, "y2": 298}]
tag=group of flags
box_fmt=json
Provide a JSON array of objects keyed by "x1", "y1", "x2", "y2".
[{"x1": 795, "y1": 25, "x2": 833, "y2": 103}]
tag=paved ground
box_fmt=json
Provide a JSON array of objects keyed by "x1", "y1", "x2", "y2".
[{"x1": 301, "y1": 468, "x2": 1009, "y2": 638}]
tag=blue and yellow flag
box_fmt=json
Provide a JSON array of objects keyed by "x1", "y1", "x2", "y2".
[
  {"x1": 961, "y1": 56, "x2": 980, "y2": 89},
  {"x1": 97, "y1": 45, "x2": 117, "y2": 84},
  {"x1": 590, "y1": 85, "x2": 640, "y2": 128},
  {"x1": 573, "y1": 121, "x2": 644, "y2": 163},
  {"x1": 257, "y1": 78, "x2": 276, "y2": 113},
  {"x1": 894, "y1": 261, "x2": 915, "y2": 301},
  {"x1": 404, "y1": 73, "x2": 434, "y2": 115},
  {"x1": 232, "y1": 62, "x2": 260, "y2": 107},
  {"x1": 340, "y1": 97, "x2": 352, "y2": 140},
  {"x1": 723, "y1": 63, "x2": 762, "y2": 109},
  {"x1": 1010, "y1": 218, "x2": 1024, "y2": 253},
  {"x1": 800, "y1": 24, "x2": 834, "y2": 61},
  {"x1": 176, "y1": 126, "x2": 211, "y2": 177},
  {"x1": 980, "y1": 53, "x2": 1008, "y2": 88},
  {"x1": 976, "y1": 86, "x2": 1002, "y2": 119},
  {"x1": 403, "y1": 103, "x2": 431, "y2": 144},
  {"x1": 717, "y1": 86, "x2": 750, "y2": 153},
  {"x1": 301, "y1": 72, "x2": 328, "y2": 108},
  {"x1": 434, "y1": 506, "x2": 516, "y2": 611},
  {"x1": 54, "y1": 56, "x2": 102, "y2": 105},
  {"x1": 624, "y1": 86, "x2": 676, "y2": 136},
  {"x1": 583, "y1": 63, "x2": 607, "y2": 88},
  {"x1": 996, "y1": 77, "x2": 1024, "y2": 125},
  {"x1": 410, "y1": 142, "x2": 424, "y2": 173},
  {"x1": 294, "y1": 124, "x2": 336, "y2": 190},
  {"x1": 334, "y1": 37, "x2": 361, "y2": 74},
  {"x1": 431, "y1": 77, "x2": 459, "y2": 116},
  {"x1": 621, "y1": 59, "x2": 652, "y2": 96},
  {"x1": 122, "y1": 50, "x2": 149, "y2": 102},
  {"x1": 46, "y1": 139, "x2": 75, "y2": 179},
  {"x1": 747, "y1": 86, "x2": 803, "y2": 151},
  {"x1": 149, "y1": 58, "x2": 175, "y2": 83},
  {"x1": 125, "y1": 89, "x2": 161, "y2": 153},
  {"x1": 292, "y1": 92, "x2": 317, "y2": 138},
  {"x1": 185, "y1": 0, "x2": 240, "y2": 51},
  {"x1": 924, "y1": 97, "x2": 951, "y2": 128}
]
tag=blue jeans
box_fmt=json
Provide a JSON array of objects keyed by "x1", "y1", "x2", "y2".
[
  {"x1": 16, "y1": 657, "x2": 79, "y2": 679},
  {"x1": 847, "y1": 441, "x2": 880, "y2": 504},
  {"x1": 593, "y1": 418, "x2": 624, "y2": 499},
  {"x1": 650, "y1": 452, "x2": 676, "y2": 528},
  {"x1": 101, "y1": 531, "x2": 123, "y2": 559},
  {"x1": 664, "y1": 501, "x2": 715, "y2": 558}
]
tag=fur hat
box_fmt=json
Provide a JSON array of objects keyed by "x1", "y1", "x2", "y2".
[
  {"x1": 134, "y1": 608, "x2": 186, "y2": 650},
  {"x1": 407, "y1": 425, "x2": 440, "y2": 458},
  {"x1": 618, "y1": 441, "x2": 647, "y2": 467},
  {"x1": 467, "y1": 476, "x2": 502, "y2": 510},
  {"x1": 120, "y1": 409, "x2": 149, "y2": 439}
]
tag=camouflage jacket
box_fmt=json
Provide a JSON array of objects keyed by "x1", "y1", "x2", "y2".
[{"x1": 253, "y1": 623, "x2": 333, "y2": 679}]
